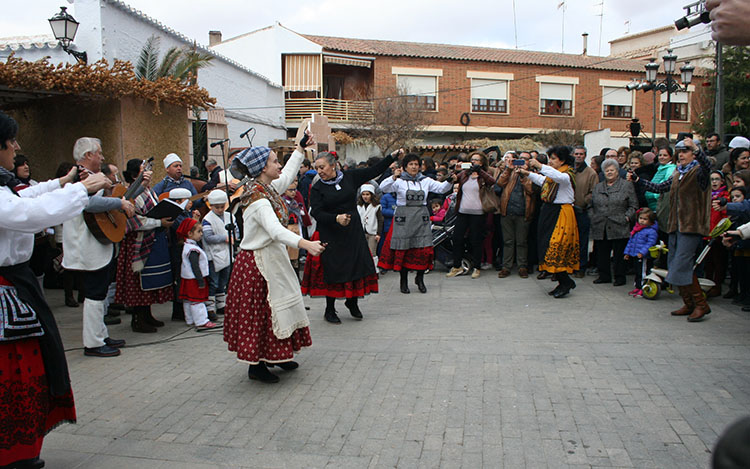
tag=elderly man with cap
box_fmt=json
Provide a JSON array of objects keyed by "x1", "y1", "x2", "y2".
[
  {"x1": 62, "y1": 137, "x2": 136, "y2": 357},
  {"x1": 202, "y1": 190, "x2": 237, "y2": 317},
  {"x1": 630, "y1": 137, "x2": 713, "y2": 322},
  {"x1": 152, "y1": 153, "x2": 197, "y2": 198}
]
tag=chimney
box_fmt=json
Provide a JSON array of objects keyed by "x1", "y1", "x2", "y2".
[
  {"x1": 208, "y1": 30, "x2": 222, "y2": 47},
  {"x1": 582, "y1": 33, "x2": 589, "y2": 56}
]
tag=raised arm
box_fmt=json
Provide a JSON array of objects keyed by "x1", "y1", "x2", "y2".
[
  {"x1": 347, "y1": 153, "x2": 396, "y2": 187},
  {"x1": 0, "y1": 182, "x2": 89, "y2": 233}
]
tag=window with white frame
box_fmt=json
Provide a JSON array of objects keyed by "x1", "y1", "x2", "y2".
[
  {"x1": 539, "y1": 82, "x2": 574, "y2": 116},
  {"x1": 602, "y1": 86, "x2": 633, "y2": 118},
  {"x1": 397, "y1": 75, "x2": 437, "y2": 110},
  {"x1": 660, "y1": 91, "x2": 689, "y2": 121},
  {"x1": 471, "y1": 78, "x2": 508, "y2": 113}
]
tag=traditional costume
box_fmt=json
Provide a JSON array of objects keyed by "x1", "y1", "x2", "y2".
[
  {"x1": 0, "y1": 169, "x2": 86, "y2": 466},
  {"x1": 224, "y1": 147, "x2": 311, "y2": 372},
  {"x1": 301, "y1": 154, "x2": 394, "y2": 321}
]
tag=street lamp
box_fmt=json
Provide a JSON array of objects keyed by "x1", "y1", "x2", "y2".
[
  {"x1": 624, "y1": 50, "x2": 693, "y2": 145},
  {"x1": 48, "y1": 6, "x2": 87, "y2": 64}
]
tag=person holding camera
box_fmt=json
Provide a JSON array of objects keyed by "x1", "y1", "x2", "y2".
[
  {"x1": 630, "y1": 138, "x2": 712, "y2": 322},
  {"x1": 518, "y1": 146, "x2": 580, "y2": 298},
  {"x1": 379, "y1": 153, "x2": 454, "y2": 293},
  {"x1": 495, "y1": 152, "x2": 537, "y2": 278},
  {"x1": 445, "y1": 151, "x2": 497, "y2": 279}
]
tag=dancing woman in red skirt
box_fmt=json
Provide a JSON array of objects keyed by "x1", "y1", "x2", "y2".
[
  {"x1": 0, "y1": 111, "x2": 111, "y2": 468},
  {"x1": 301, "y1": 149, "x2": 401, "y2": 324},
  {"x1": 224, "y1": 135, "x2": 324, "y2": 383},
  {"x1": 378, "y1": 153, "x2": 454, "y2": 294}
]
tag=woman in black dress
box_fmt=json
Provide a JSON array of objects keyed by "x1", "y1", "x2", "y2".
[{"x1": 302, "y1": 149, "x2": 400, "y2": 323}]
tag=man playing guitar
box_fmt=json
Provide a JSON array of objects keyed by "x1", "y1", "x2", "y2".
[{"x1": 62, "y1": 137, "x2": 135, "y2": 357}]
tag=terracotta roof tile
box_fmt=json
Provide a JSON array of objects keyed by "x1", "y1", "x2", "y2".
[{"x1": 302, "y1": 34, "x2": 649, "y2": 72}]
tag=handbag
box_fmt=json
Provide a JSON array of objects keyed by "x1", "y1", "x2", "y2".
[{"x1": 479, "y1": 171, "x2": 503, "y2": 214}]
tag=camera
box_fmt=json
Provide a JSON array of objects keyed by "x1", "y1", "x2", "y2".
[
  {"x1": 460, "y1": 162, "x2": 472, "y2": 170},
  {"x1": 512, "y1": 159, "x2": 525, "y2": 167},
  {"x1": 674, "y1": 0, "x2": 710, "y2": 30}
]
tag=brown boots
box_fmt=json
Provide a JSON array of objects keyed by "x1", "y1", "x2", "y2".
[{"x1": 670, "y1": 276, "x2": 711, "y2": 322}]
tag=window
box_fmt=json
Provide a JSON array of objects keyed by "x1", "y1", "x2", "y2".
[
  {"x1": 471, "y1": 78, "x2": 508, "y2": 113},
  {"x1": 539, "y1": 83, "x2": 573, "y2": 116},
  {"x1": 397, "y1": 75, "x2": 437, "y2": 110},
  {"x1": 660, "y1": 91, "x2": 689, "y2": 121},
  {"x1": 602, "y1": 86, "x2": 633, "y2": 118}
]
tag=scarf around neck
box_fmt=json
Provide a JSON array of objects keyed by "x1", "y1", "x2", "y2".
[
  {"x1": 400, "y1": 172, "x2": 426, "y2": 182},
  {"x1": 246, "y1": 180, "x2": 289, "y2": 227},
  {"x1": 540, "y1": 164, "x2": 575, "y2": 203},
  {"x1": 0, "y1": 167, "x2": 20, "y2": 193},
  {"x1": 677, "y1": 159, "x2": 699, "y2": 177},
  {"x1": 319, "y1": 170, "x2": 344, "y2": 186}
]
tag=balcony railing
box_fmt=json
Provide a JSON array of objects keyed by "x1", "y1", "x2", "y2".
[{"x1": 285, "y1": 97, "x2": 373, "y2": 122}]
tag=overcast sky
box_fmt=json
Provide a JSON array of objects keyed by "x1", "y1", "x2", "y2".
[{"x1": 2, "y1": 0, "x2": 697, "y2": 56}]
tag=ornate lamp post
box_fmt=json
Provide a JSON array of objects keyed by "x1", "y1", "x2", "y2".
[
  {"x1": 626, "y1": 49, "x2": 694, "y2": 144},
  {"x1": 48, "y1": 6, "x2": 87, "y2": 64}
]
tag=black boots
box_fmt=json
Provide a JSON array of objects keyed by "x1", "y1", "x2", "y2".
[
  {"x1": 131, "y1": 306, "x2": 157, "y2": 333},
  {"x1": 248, "y1": 362, "x2": 279, "y2": 383},
  {"x1": 400, "y1": 270, "x2": 410, "y2": 294},
  {"x1": 344, "y1": 298, "x2": 363, "y2": 319},
  {"x1": 324, "y1": 296, "x2": 341, "y2": 324},
  {"x1": 414, "y1": 270, "x2": 427, "y2": 293},
  {"x1": 552, "y1": 272, "x2": 576, "y2": 298}
]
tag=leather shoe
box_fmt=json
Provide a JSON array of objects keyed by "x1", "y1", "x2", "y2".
[
  {"x1": 548, "y1": 285, "x2": 562, "y2": 296},
  {"x1": 84, "y1": 345, "x2": 121, "y2": 357},
  {"x1": 12, "y1": 457, "x2": 45, "y2": 469},
  {"x1": 537, "y1": 271, "x2": 550, "y2": 280},
  {"x1": 104, "y1": 337, "x2": 126, "y2": 348},
  {"x1": 64, "y1": 297, "x2": 79, "y2": 308},
  {"x1": 497, "y1": 268, "x2": 511, "y2": 278},
  {"x1": 268, "y1": 361, "x2": 299, "y2": 371},
  {"x1": 573, "y1": 270, "x2": 585, "y2": 279},
  {"x1": 593, "y1": 278, "x2": 611, "y2": 284},
  {"x1": 324, "y1": 309, "x2": 341, "y2": 324},
  {"x1": 518, "y1": 268, "x2": 529, "y2": 279},
  {"x1": 613, "y1": 278, "x2": 626, "y2": 287},
  {"x1": 345, "y1": 299, "x2": 363, "y2": 319},
  {"x1": 248, "y1": 363, "x2": 279, "y2": 383}
]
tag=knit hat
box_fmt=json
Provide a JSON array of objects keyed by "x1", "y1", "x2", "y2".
[
  {"x1": 235, "y1": 146, "x2": 271, "y2": 178},
  {"x1": 360, "y1": 184, "x2": 375, "y2": 194},
  {"x1": 643, "y1": 152, "x2": 656, "y2": 164},
  {"x1": 176, "y1": 218, "x2": 198, "y2": 239},
  {"x1": 206, "y1": 189, "x2": 228, "y2": 209},
  {"x1": 729, "y1": 136, "x2": 750, "y2": 149},
  {"x1": 163, "y1": 153, "x2": 182, "y2": 169}
]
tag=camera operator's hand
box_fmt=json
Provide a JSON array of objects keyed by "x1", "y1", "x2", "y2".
[
  {"x1": 527, "y1": 158, "x2": 542, "y2": 171},
  {"x1": 392, "y1": 166, "x2": 403, "y2": 179},
  {"x1": 60, "y1": 165, "x2": 78, "y2": 186},
  {"x1": 516, "y1": 168, "x2": 530, "y2": 177},
  {"x1": 296, "y1": 130, "x2": 315, "y2": 152},
  {"x1": 390, "y1": 148, "x2": 405, "y2": 159},
  {"x1": 712, "y1": 198, "x2": 727, "y2": 211},
  {"x1": 626, "y1": 171, "x2": 638, "y2": 183},
  {"x1": 682, "y1": 137, "x2": 697, "y2": 151},
  {"x1": 471, "y1": 164, "x2": 481, "y2": 173},
  {"x1": 707, "y1": 0, "x2": 750, "y2": 45}
]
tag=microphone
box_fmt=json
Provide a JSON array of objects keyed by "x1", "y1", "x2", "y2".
[
  {"x1": 240, "y1": 127, "x2": 254, "y2": 139},
  {"x1": 210, "y1": 138, "x2": 230, "y2": 148}
]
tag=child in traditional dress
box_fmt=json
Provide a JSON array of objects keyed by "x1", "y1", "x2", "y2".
[
  {"x1": 176, "y1": 218, "x2": 221, "y2": 331},
  {"x1": 202, "y1": 190, "x2": 235, "y2": 319},
  {"x1": 357, "y1": 184, "x2": 383, "y2": 269},
  {"x1": 623, "y1": 208, "x2": 659, "y2": 298}
]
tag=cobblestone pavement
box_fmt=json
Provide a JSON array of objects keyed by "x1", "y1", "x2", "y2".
[{"x1": 40, "y1": 268, "x2": 750, "y2": 468}]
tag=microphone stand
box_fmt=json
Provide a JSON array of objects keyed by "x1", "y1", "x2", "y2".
[
  {"x1": 242, "y1": 128, "x2": 255, "y2": 148},
  {"x1": 216, "y1": 139, "x2": 236, "y2": 264}
]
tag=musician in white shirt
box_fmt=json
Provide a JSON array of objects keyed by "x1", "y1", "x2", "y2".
[{"x1": 62, "y1": 137, "x2": 136, "y2": 358}]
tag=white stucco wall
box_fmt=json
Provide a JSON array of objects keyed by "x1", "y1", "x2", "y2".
[{"x1": 212, "y1": 23, "x2": 322, "y2": 86}]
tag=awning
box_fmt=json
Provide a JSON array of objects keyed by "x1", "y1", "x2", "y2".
[
  {"x1": 323, "y1": 55, "x2": 372, "y2": 68},
  {"x1": 284, "y1": 54, "x2": 321, "y2": 92}
]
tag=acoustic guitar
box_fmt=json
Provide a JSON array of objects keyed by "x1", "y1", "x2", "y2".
[{"x1": 84, "y1": 158, "x2": 154, "y2": 244}]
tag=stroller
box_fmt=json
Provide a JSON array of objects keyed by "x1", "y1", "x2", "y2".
[{"x1": 432, "y1": 210, "x2": 472, "y2": 271}]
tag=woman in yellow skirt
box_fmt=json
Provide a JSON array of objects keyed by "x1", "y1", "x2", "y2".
[{"x1": 520, "y1": 146, "x2": 580, "y2": 298}]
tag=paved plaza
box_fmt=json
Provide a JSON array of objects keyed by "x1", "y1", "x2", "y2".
[{"x1": 40, "y1": 268, "x2": 750, "y2": 468}]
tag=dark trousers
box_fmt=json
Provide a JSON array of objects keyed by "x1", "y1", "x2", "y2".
[
  {"x1": 81, "y1": 255, "x2": 116, "y2": 301},
  {"x1": 597, "y1": 235, "x2": 628, "y2": 282},
  {"x1": 452, "y1": 213, "x2": 485, "y2": 269},
  {"x1": 633, "y1": 257, "x2": 653, "y2": 289},
  {"x1": 574, "y1": 209, "x2": 590, "y2": 269}
]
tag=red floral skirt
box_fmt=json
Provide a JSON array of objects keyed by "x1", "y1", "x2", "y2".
[
  {"x1": 179, "y1": 278, "x2": 209, "y2": 303},
  {"x1": 377, "y1": 223, "x2": 434, "y2": 271},
  {"x1": 224, "y1": 250, "x2": 311, "y2": 364},
  {"x1": 114, "y1": 233, "x2": 173, "y2": 307},
  {"x1": 0, "y1": 339, "x2": 76, "y2": 465},
  {"x1": 301, "y1": 232, "x2": 379, "y2": 298}
]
